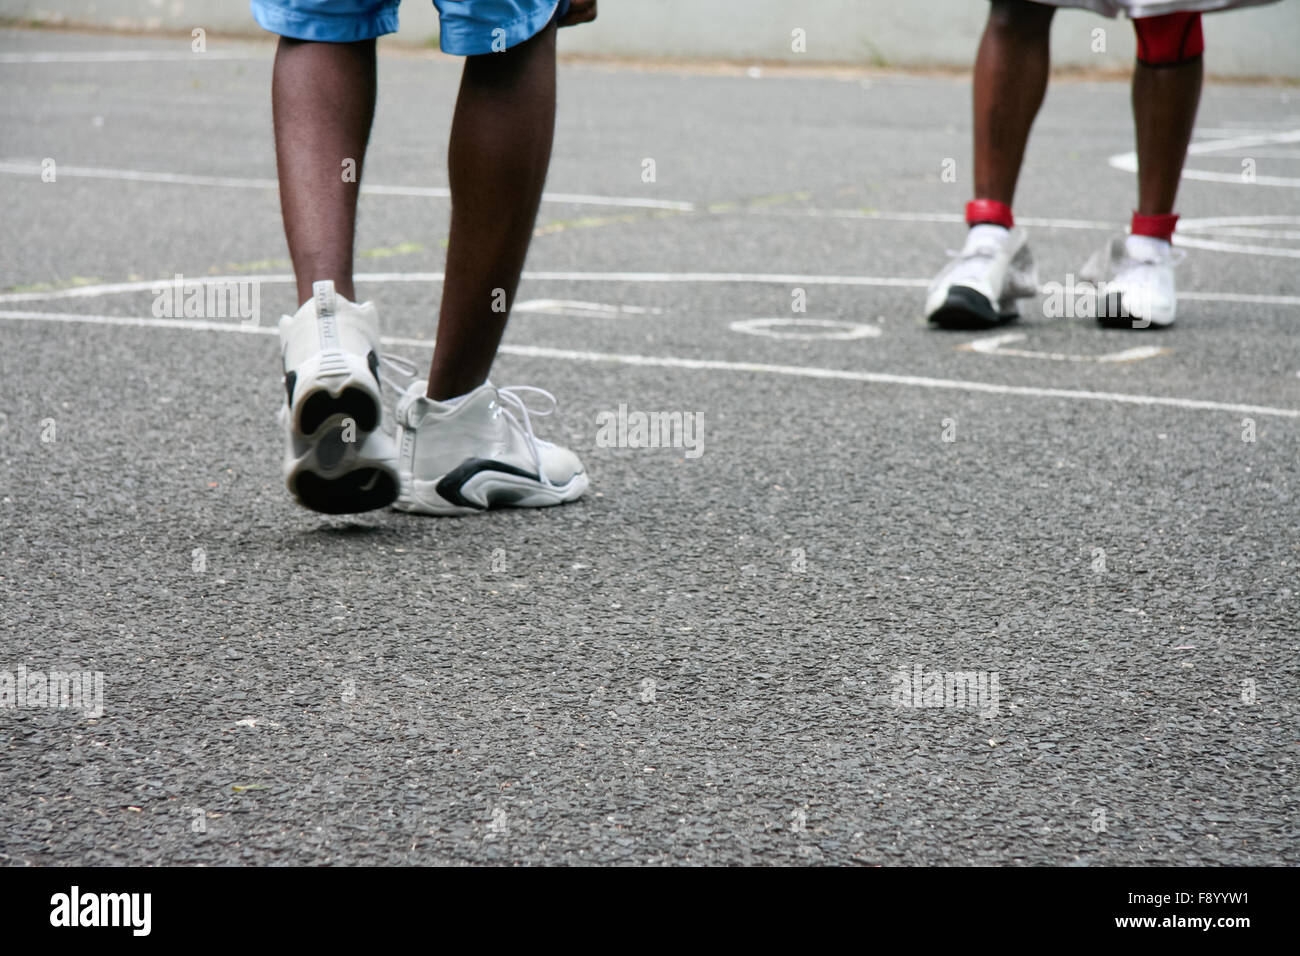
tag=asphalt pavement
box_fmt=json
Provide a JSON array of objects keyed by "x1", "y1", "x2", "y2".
[{"x1": 1, "y1": 26, "x2": 1297, "y2": 865}]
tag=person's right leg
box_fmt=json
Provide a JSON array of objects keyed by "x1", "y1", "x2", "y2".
[
  {"x1": 926, "y1": 0, "x2": 1053, "y2": 329},
  {"x1": 382, "y1": 2, "x2": 588, "y2": 516},
  {"x1": 426, "y1": 23, "x2": 558, "y2": 401},
  {"x1": 972, "y1": 0, "x2": 1056, "y2": 217}
]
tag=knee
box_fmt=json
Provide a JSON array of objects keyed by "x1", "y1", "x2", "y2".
[
  {"x1": 1133, "y1": 12, "x2": 1204, "y2": 67},
  {"x1": 987, "y1": 0, "x2": 1056, "y2": 37}
]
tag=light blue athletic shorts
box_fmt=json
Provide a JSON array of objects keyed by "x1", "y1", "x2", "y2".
[{"x1": 250, "y1": 0, "x2": 569, "y2": 54}]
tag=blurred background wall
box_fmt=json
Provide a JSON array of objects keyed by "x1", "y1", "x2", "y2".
[{"x1": 3, "y1": 0, "x2": 1297, "y2": 78}]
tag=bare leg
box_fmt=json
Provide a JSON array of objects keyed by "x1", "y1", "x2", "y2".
[
  {"x1": 271, "y1": 37, "x2": 376, "y2": 304},
  {"x1": 426, "y1": 24, "x2": 558, "y2": 401},
  {"x1": 1132, "y1": 59, "x2": 1202, "y2": 216},
  {"x1": 972, "y1": 0, "x2": 1056, "y2": 206}
]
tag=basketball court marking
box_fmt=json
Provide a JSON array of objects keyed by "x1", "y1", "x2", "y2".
[
  {"x1": 728, "y1": 318, "x2": 882, "y2": 340},
  {"x1": 3, "y1": 272, "x2": 1298, "y2": 308},
  {"x1": 0, "y1": 161, "x2": 695, "y2": 212},
  {"x1": 959, "y1": 332, "x2": 1168, "y2": 364},
  {"x1": 3, "y1": 100, "x2": 1296, "y2": 422},
  {"x1": 1109, "y1": 129, "x2": 1300, "y2": 189},
  {"x1": 7, "y1": 121, "x2": 1298, "y2": 251},
  {"x1": 2, "y1": 273, "x2": 1297, "y2": 420},
  {"x1": 514, "y1": 299, "x2": 664, "y2": 318},
  {"x1": 0, "y1": 51, "x2": 257, "y2": 63}
]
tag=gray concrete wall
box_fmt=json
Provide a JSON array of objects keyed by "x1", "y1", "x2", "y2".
[{"x1": 3, "y1": 0, "x2": 1297, "y2": 77}]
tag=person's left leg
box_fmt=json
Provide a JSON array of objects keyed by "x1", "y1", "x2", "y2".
[
  {"x1": 1084, "y1": 11, "x2": 1204, "y2": 329},
  {"x1": 1130, "y1": 12, "x2": 1204, "y2": 239},
  {"x1": 272, "y1": 37, "x2": 377, "y2": 305},
  {"x1": 257, "y1": 0, "x2": 402, "y2": 514}
]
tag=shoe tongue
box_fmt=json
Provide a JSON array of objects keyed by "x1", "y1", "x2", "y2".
[
  {"x1": 395, "y1": 381, "x2": 429, "y2": 425},
  {"x1": 312, "y1": 280, "x2": 335, "y2": 318},
  {"x1": 1125, "y1": 233, "x2": 1170, "y2": 263},
  {"x1": 964, "y1": 223, "x2": 1009, "y2": 255}
]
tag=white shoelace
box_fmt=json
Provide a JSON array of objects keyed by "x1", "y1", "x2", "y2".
[
  {"x1": 494, "y1": 386, "x2": 559, "y2": 488},
  {"x1": 379, "y1": 353, "x2": 559, "y2": 486}
]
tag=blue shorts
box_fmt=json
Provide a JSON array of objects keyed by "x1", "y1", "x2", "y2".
[{"x1": 251, "y1": 0, "x2": 569, "y2": 55}]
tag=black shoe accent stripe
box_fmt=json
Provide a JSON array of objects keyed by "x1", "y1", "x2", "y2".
[
  {"x1": 435, "y1": 458, "x2": 541, "y2": 510},
  {"x1": 285, "y1": 370, "x2": 297, "y2": 406},
  {"x1": 929, "y1": 285, "x2": 1015, "y2": 330},
  {"x1": 367, "y1": 350, "x2": 381, "y2": 388}
]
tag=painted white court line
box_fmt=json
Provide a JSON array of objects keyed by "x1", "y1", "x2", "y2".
[
  {"x1": 1179, "y1": 214, "x2": 1300, "y2": 230},
  {"x1": 1109, "y1": 130, "x2": 1300, "y2": 188},
  {"x1": 1187, "y1": 130, "x2": 1300, "y2": 157},
  {"x1": 746, "y1": 207, "x2": 1300, "y2": 261},
  {"x1": 1174, "y1": 236, "x2": 1300, "y2": 259},
  {"x1": 1177, "y1": 290, "x2": 1300, "y2": 306},
  {"x1": 0, "y1": 162, "x2": 280, "y2": 191},
  {"x1": 1175, "y1": 214, "x2": 1300, "y2": 259},
  {"x1": 0, "y1": 161, "x2": 695, "y2": 212},
  {"x1": 960, "y1": 332, "x2": 1167, "y2": 364},
  {"x1": 0, "y1": 51, "x2": 256, "y2": 63},
  {"x1": 729, "y1": 318, "x2": 882, "y2": 340},
  {"x1": 4, "y1": 272, "x2": 1298, "y2": 309},
  {"x1": 0, "y1": 310, "x2": 275, "y2": 336},
  {"x1": 755, "y1": 207, "x2": 1300, "y2": 259},
  {"x1": 748, "y1": 208, "x2": 1119, "y2": 232},
  {"x1": 6, "y1": 149, "x2": 1293, "y2": 246},
  {"x1": 0, "y1": 273, "x2": 930, "y2": 305},
  {"x1": 1, "y1": 308, "x2": 1295, "y2": 420},
  {"x1": 389, "y1": 336, "x2": 1300, "y2": 421},
  {"x1": 514, "y1": 299, "x2": 664, "y2": 317},
  {"x1": 1182, "y1": 227, "x2": 1300, "y2": 240}
]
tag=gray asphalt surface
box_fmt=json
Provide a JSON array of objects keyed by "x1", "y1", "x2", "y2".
[{"x1": 1, "y1": 26, "x2": 1297, "y2": 866}]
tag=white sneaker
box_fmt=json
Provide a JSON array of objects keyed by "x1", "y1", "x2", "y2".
[
  {"x1": 380, "y1": 358, "x2": 588, "y2": 516},
  {"x1": 925, "y1": 225, "x2": 1039, "y2": 329},
  {"x1": 278, "y1": 280, "x2": 399, "y2": 514},
  {"x1": 1080, "y1": 233, "x2": 1182, "y2": 329}
]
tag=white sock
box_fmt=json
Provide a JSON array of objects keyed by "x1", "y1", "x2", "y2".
[
  {"x1": 1125, "y1": 233, "x2": 1172, "y2": 260},
  {"x1": 965, "y1": 223, "x2": 1010, "y2": 251}
]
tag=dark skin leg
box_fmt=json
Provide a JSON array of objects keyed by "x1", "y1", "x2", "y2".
[
  {"x1": 272, "y1": 37, "x2": 376, "y2": 304},
  {"x1": 426, "y1": 23, "x2": 558, "y2": 401},
  {"x1": 1132, "y1": 57, "x2": 1202, "y2": 216},
  {"x1": 972, "y1": 0, "x2": 1056, "y2": 207}
]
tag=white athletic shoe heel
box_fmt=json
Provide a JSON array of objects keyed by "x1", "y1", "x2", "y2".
[
  {"x1": 1081, "y1": 234, "x2": 1182, "y2": 330},
  {"x1": 278, "y1": 280, "x2": 399, "y2": 514}
]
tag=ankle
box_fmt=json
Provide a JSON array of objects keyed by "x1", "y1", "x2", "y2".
[
  {"x1": 966, "y1": 199, "x2": 1015, "y2": 229},
  {"x1": 1131, "y1": 211, "x2": 1179, "y2": 243},
  {"x1": 426, "y1": 377, "x2": 487, "y2": 402},
  {"x1": 298, "y1": 280, "x2": 356, "y2": 305}
]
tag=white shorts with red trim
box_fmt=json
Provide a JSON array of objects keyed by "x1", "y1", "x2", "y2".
[{"x1": 1031, "y1": 0, "x2": 1278, "y2": 17}]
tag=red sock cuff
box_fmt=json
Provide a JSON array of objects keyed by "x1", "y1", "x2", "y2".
[
  {"x1": 1134, "y1": 12, "x2": 1204, "y2": 66},
  {"x1": 966, "y1": 199, "x2": 1014, "y2": 229},
  {"x1": 1131, "y1": 211, "x2": 1179, "y2": 242}
]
